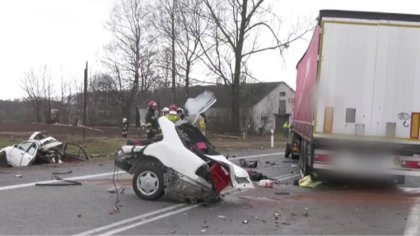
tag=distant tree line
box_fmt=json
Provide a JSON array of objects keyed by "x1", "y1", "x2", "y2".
[{"x1": 19, "y1": 0, "x2": 312, "y2": 131}]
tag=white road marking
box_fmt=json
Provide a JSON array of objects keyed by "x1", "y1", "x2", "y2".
[
  {"x1": 76, "y1": 203, "x2": 186, "y2": 236},
  {"x1": 404, "y1": 199, "x2": 420, "y2": 236},
  {"x1": 94, "y1": 175, "x2": 299, "y2": 235},
  {"x1": 103, "y1": 204, "x2": 201, "y2": 236},
  {"x1": 0, "y1": 172, "x2": 122, "y2": 191}
]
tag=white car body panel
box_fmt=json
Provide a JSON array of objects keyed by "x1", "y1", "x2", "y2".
[
  {"x1": 0, "y1": 132, "x2": 62, "y2": 167},
  {"x1": 3, "y1": 142, "x2": 38, "y2": 167},
  {"x1": 121, "y1": 116, "x2": 254, "y2": 191}
]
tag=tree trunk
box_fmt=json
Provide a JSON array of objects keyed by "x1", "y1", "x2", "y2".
[
  {"x1": 171, "y1": 0, "x2": 176, "y2": 103},
  {"x1": 230, "y1": 0, "x2": 248, "y2": 133},
  {"x1": 185, "y1": 61, "x2": 190, "y2": 98}
]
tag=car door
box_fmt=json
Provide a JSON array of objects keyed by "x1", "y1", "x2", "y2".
[{"x1": 9, "y1": 142, "x2": 38, "y2": 167}]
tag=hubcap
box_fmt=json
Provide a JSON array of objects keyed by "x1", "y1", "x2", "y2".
[{"x1": 137, "y1": 171, "x2": 159, "y2": 196}]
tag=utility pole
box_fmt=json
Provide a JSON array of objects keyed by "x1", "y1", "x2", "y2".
[{"x1": 83, "y1": 61, "x2": 88, "y2": 139}]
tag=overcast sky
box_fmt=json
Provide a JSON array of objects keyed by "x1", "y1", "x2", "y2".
[{"x1": 0, "y1": 0, "x2": 419, "y2": 100}]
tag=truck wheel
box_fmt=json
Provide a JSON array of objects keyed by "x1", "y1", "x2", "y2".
[
  {"x1": 285, "y1": 143, "x2": 291, "y2": 158},
  {"x1": 132, "y1": 160, "x2": 165, "y2": 201},
  {"x1": 299, "y1": 140, "x2": 306, "y2": 176},
  {"x1": 305, "y1": 142, "x2": 313, "y2": 177}
]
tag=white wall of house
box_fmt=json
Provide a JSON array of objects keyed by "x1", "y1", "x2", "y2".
[{"x1": 250, "y1": 83, "x2": 295, "y2": 133}]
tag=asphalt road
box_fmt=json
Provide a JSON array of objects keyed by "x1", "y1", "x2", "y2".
[{"x1": 0, "y1": 148, "x2": 420, "y2": 235}]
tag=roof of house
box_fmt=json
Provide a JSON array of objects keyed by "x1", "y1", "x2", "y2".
[{"x1": 139, "y1": 82, "x2": 294, "y2": 109}]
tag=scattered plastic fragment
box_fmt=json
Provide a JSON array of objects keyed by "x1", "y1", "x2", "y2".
[
  {"x1": 299, "y1": 175, "x2": 322, "y2": 188},
  {"x1": 257, "y1": 179, "x2": 273, "y2": 188}
]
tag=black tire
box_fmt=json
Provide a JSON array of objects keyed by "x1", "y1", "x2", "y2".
[
  {"x1": 306, "y1": 142, "x2": 314, "y2": 177},
  {"x1": 300, "y1": 140, "x2": 313, "y2": 177},
  {"x1": 132, "y1": 160, "x2": 165, "y2": 201},
  {"x1": 285, "y1": 143, "x2": 291, "y2": 158},
  {"x1": 0, "y1": 151, "x2": 8, "y2": 167},
  {"x1": 299, "y1": 140, "x2": 307, "y2": 176}
]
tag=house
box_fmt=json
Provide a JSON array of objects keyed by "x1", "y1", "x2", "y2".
[{"x1": 139, "y1": 82, "x2": 295, "y2": 134}]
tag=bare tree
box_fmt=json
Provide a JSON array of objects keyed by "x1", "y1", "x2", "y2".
[
  {"x1": 152, "y1": 0, "x2": 181, "y2": 103},
  {"x1": 103, "y1": 0, "x2": 153, "y2": 123},
  {"x1": 197, "y1": 0, "x2": 311, "y2": 132},
  {"x1": 21, "y1": 65, "x2": 53, "y2": 123},
  {"x1": 176, "y1": 0, "x2": 208, "y2": 98}
]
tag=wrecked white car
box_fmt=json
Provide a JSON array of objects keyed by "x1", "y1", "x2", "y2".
[
  {"x1": 0, "y1": 132, "x2": 87, "y2": 167},
  {"x1": 116, "y1": 117, "x2": 254, "y2": 202}
]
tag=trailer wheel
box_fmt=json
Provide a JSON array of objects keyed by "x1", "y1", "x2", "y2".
[
  {"x1": 299, "y1": 140, "x2": 312, "y2": 177},
  {"x1": 305, "y1": 142, "x2": 313, "y2": 177},
  {"x1": 132, "y1": 160, "x2": 165, "y2": 201}
]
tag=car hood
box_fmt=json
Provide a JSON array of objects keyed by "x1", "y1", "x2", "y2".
[
  {"x1": 184, "y1": 91, "x2": 216, "y2": 124},
  {"x1": 0, "y1": 146, "x2": 13, "y2": 154}
]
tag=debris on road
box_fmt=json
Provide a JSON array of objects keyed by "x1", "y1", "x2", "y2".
[
  {"x1": 242, "y1": 219, "x2": 249, "y2": 224},
  {"x1": 247, "y1": 170, "x2": 267, "y2": 181},
  {"x1": 14, "y1": 174, "x2": 23, "y2": 178},
  {"x1": 303, "y1": 211, "x2": 309, "y2": 217},
  {"x1": 257, "y1": 179, "x2": 273, "y2": 188},
  {"x1": 291, "y1": 164, "x2": 298, "y2": 168},
  {"x1": 239, "y1": 159, "x2": 258, "y2": 168},
  {"x1": 275, "y1": 192, "x2": 290, "y2": 195},
  {"x1": 108, "y1": 208, "x2": 120, "y2": 215},
  {"x1": 77, "y1": 214, "x2": 82, "y2": 218},
  {"x1": 35, "y1": 170, "x2": 82, "y2": 186},
  {"x1": 200, "y1": 229, "x2": 207, "y2": 233},
  {"x1": 107, "y1": 186, "x2": 126, "y2": 194},
  {"x1": 299, "y1": 175, "x2": 322, "y2": 188},
  {"x1": 218, "y1": 215, "x2": 227, "y2": 220}
]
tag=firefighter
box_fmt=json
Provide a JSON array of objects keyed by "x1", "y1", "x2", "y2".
[
  {"x1": 283, "y1": 121, "x2": 290, "y2": 138},
  {"x1": 145, "y1": 101, "x2": 159, "y2": 140},
  {"x1": 176, "y1": 108, "x2": 185, "y2": 120},
  {"x1": 165, "y1": 104, "x2": 180, "y2": 123},
  {"x1": 197, "y1": 113, "x2": 206, "y2": 135},
  {"x1": 121, "y1": 118, "x2": 128, "y2": 138},
  {"x1": 161, "y1": 107, "x2": 169, "y2": 116}
]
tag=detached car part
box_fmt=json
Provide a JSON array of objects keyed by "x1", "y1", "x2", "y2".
[{"x1": 116, "y1": 117, "x2": 254, "y2": 202}]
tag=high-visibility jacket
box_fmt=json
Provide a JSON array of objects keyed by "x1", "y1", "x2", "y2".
[
  {"x1": 197, "y1": 115, "x2": 206, "y2": 134},
  {"x1": 283, "y1": 122, "x2": 290, "y2": 129},
  {"x1": 165, "y1": 112, "x2": 180, "y2": 123}
]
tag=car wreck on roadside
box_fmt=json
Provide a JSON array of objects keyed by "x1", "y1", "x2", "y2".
[
  {"x1": 115, "y1": 91, "x2": 254, "y2": 203},
  {"x1": 0, "y1": 132, "x2": 88, "y2": 167},
  {"x1": 116, "y1": 117, "x2": 254, "y2": 202}
]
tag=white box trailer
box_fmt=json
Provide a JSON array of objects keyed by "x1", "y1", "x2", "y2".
[{"x1": 290, "y1": 10, "x2": 420, "y2": 182}]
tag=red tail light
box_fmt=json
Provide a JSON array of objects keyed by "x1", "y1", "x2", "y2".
[
  {"x1": 401, "y1": 160, "x2": 420, "y2": 169},
  {"x1": 314, "y1": 153, "x2": 332, "y2": 163}
]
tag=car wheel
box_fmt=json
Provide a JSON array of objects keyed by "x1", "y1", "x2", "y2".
[
  {"x1": 132, "y1": 160, "x2": 165, "y2": 201},
  {"x1": 0, "y1": 151, "x2": 8, "y2": 167}
]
